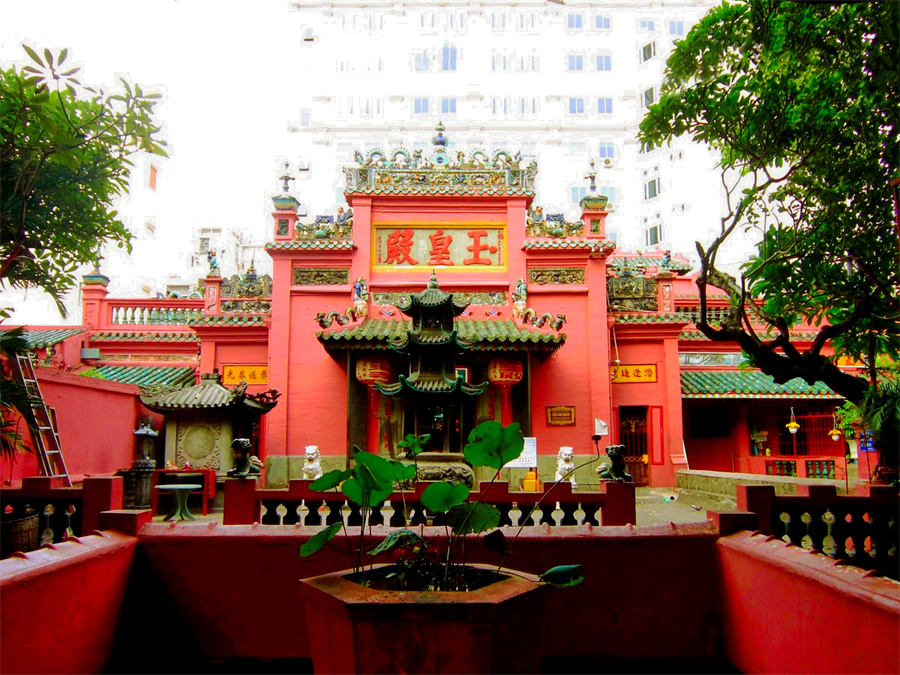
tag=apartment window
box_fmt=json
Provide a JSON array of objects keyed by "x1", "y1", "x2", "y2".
[
  {"x1": 643, "y1": 87, "x2": 656, "y2": 108},
  {"x1": 414, "y1": 97, "x2": 430, "y2": 114},
  {"x1": 595, "y1": 15, "x2": 611, "y2": 30},
  {"x1": 597, "y1": 97, "x2": 613, "y2": 114},
  {"x1": 598, "y1": 142, "x2": 615, "y2": 159},
  {"x1": 570, "y1": 186, "x2": 588, "y2": 203},
  {"x1": 492, "y1": 97, "x2": 510, "y2": 115},
  {"x1": 567, "y1": 54, "x2": 584, "y2": 71},
  {"x1": 596, "y1": 54, "x2": 611, "y2": 71},
  {"x1": 198, "y1": 237, "x2": 210, "y2": 254},
  {"x1": 567, "y1": 13, "x2": 583, "y2": 29},
  {"x1": 413, "y1": 51, "x2": 431, "y2": 72},
  {"x1": 641, "y1": 42, "x2": 657, "y2": 62},
  {"x1": 491, "y1": 12, "x2": 506, "y2": 31},
  {"x1": 646, "y1": 224, "x2": 663, "y2": 246},
  {"x1": 148, "y1": 165, "x2": 158, "y2": 190},
  {"x1": 441, "y1": 45, "x2": 457, "y2": 71},
  {"x1": 669, "y1": 20, "x2": 685, "y2": 36},
  {"x1": 441, "y1": 97, "x2": 457, "y2": 114},
  {"x1": 640, "y1": 19, "x2": 656, "y2": 31},
  {"x1": 644, "y1": 177, "x2": 661, "y2": 200},
  {"x1": 302, "y1": 26, "x2": 314, "y2": 42},
  {"x1": 569, "y1": 97, "x2": 585, "y2": 114}
]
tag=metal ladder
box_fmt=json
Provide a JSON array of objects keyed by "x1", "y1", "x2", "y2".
[{"x1": 13, "y1": 352, "x2": 72, "y2": 487}]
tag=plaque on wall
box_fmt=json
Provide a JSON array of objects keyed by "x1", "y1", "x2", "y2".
[{"x1": 546, "y1": 406, "x2": 576, "y2": 426}]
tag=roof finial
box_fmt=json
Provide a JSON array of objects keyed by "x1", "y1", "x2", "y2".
[
  {"x1": 433, "y1": 121, "x2": 447, "y2": 148},
  {"x1": 278, "y1": 161, "x2": 294, "y2": 194},
  {"x1": 585, "y1": 159, "x2": 597, "y2": 193}
]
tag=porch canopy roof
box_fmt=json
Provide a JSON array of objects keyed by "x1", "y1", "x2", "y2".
[
  {"x1": 81, "y1": 364, "x2": 196, "y2": 390},
  {"x1": 317, "y1": 318, "x2": 565, "y2": 354},
  {"x1": 681, "y1": 369, "x2": 842, "y2": 400},
  {"x1": 140, "y1": 372, "x2": 278, "y2": 414}
]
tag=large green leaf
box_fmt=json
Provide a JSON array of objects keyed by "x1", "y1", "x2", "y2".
[
  {"x1": 391, "y1": 460, "x2": 417, "y2": 482},
  {"x1": 352, "y1": 451, "x2": 395, "y2": 495},
  {"x1": 368, "y1": 529, "x2": 427, "y2": 556},
  {"x1": 309, "y1": 469, "x2": 351, "y2": 492},
  {"x1": 464, "y1": 421, "x2": 525, "y2": 470},
  {"x1": 298, "y1": 522, "x2": 342, "y2": 558},
  {"x1": 539, "y1": 565, "x2": 584, "y2": 588},
  {"x1": 341, "y1": 476, "x2": 392, "y2": 507},
  {"x1": 421, "y1": 481, "x2": 470, "y2": 514},
  {"x1": 447, "y1": 503, "x2": 500, "y2": 535}
]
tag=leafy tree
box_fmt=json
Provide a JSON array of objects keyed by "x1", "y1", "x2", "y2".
[
  {"x1": 0, "y1": 327, "x2": 39, "y2": 464},
  {"x1": 1, "y1": 45, "x2": 167, "y2": 318},
  {"x1": 640, "y1": 0, "x2": 899, "y2": 475}
]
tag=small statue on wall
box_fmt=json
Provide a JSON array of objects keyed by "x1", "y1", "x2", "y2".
[
  {"x1": 596, "y1": 444, "x2": 633, "y2": 482},
  {"x1": 512, "y1": 278, "x2": 527, "y2": 319},
  {"x1": 228, "y1": 438, "x2": 262, "y2": 478},
  {"x1": 335, "y1": 206, "x2": 353, "y2": 235},
  {"x1": 526, "y1": 205, "x2": 545, "y2": 236},
  {"x1": 207, "y1": 250, "x2": 220, "y2": 277},
  {"x1": 302, "y1": 445, "x2": 324, "y2": 481},
  {"x1": 353, "y1": 277, "x2": 369, "y2": 317},
  {"x1": 555, "y1": 446, "x2": 577, "y2": 489}
]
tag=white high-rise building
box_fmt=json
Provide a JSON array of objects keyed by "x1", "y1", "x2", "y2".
[{"x1": 283, "y1": 0, "x2": 750, "y2": 264}]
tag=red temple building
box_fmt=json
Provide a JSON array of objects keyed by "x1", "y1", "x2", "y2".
[{"x1": 1, "y1": 128, "x2": 858, "y2": 490}]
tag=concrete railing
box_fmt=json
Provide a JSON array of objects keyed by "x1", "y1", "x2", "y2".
[{"x1": 223, "y1": 478, "x2": 637, "y2": 527}]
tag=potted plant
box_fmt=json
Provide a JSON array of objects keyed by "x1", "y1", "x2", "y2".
[{"x1": 298, "y1": 420, "x2": 583, "y2": 674}]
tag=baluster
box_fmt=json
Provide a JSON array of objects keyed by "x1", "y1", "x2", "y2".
[
  {"x1": 820, "y1": 509, "x2": 837, "y2": 557},
  {"x1": 580, "y1": 501, "x2": 600, "y2": 526},
  {"x1": 368, "y1": 501, "x2": 385, "y2": 527},
  {"x1": 517, "y1": 502, "x2": 538, "y2": 527},
  {"x1": 408, "y1": 501, "x2": 426, "y2": 527},
  {"x1": 346, "y1": 501, "x2": 363, "y2": 527},
  {"x1": 281, "y1": 501, "x2": 301, "y2": 526},
  {"x1": 260, "y1": 500, "x2": 281, "y2": 525},
  {"x1": 800, "y1": 512, "x2": 815, "y2": 550},
  {"x1": 40, "y1": 504, "x2": 55, "y2": 546},
  {"x1": 149, "y1": 307, "x2": 159, "y2": 323},
  {"x1": 766, "y1": 462, "x2": 774, "y2": 476},
  {"x1": 559, "y1": 502, "x2": 578, "y2": 526},
  {"x1": 388, "y1": 500, "x2": 407, "y2": 527},
  {"x1": 778, "y1": 510, "x2": 793, "y2": 544},
  {"x1": 494, "y1": 502, "x2": 513, "y2": 527},
  {"x1": 324, "y1": 499, "x2": 345, "y2": 526},
  {"x1": 174, "y1": 308, "x2": 184, "y2": 323},
  {"x1": 828, "y1": 461, "x2": 836, "y2": 479},
  {"x1": 790, "y1": 461, "x2": 797, "y2": 477},
  {"x1": 538, "y1": 501, "x2": 557, "y2": 526},
  {"x1": 303, "y1": 498, "x2": 323, "y2": 526},
  {"x1": 63, "y1": 504, "x2": 76, "y2": 540}
]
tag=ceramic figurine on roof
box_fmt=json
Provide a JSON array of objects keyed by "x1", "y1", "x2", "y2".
[
  {"x1": 335, "y1": 207, "x2": 353, "y2": 234},
  {"x1": 207, "y1": 250, "x2": 219, "y2": 276}
]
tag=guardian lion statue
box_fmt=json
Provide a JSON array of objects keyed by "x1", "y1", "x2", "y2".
[
  {"x1": 554, "y1": 446, "x2": 577, "y2": 489},
  {"x1": 302, "y1": 445, "x2": 324, "y2": 481},
  {"x1": 596, "y1": 444, "x2": 633, "y2": 482}
]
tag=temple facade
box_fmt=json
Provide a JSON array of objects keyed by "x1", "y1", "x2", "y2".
[{"x1": 2, "y1": 130, "x2": 856, "y2": 489}]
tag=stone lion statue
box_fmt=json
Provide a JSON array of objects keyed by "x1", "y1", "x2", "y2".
[
  {"x1": 554, "y1": 446, "x2": 577, "y2": 489},
  {"x1": 228, "y1": 438, "x2": 262, "y2": 478},
  {"x1": 596, "y1": 444, "x2": 633, "y2": 482},
  {"x1": 302, "y1": 445, "x2": 323, "y2": 481}
]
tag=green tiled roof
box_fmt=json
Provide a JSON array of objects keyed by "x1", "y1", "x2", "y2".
[
  {"x1": 5, "y1": 328, "x2": 86, "y2": 349},
  {"x1": 187, "y1": 315, "x2": 268, "y2": 327},
  {"x1": 681, "y1": 370, "x2": 841, "y2": 400},
  {"x1": 319, "y1": 318, "x2": 565, "y2": 352},
  {"x1": 346, "y1": 186, "x2": 535, "y2": 197},
  {"x1": 609, "y1": 255, "x2": 692, "y2": 274},
  {"x1": 81, "y1": 365, "x2": 196, "y2": 389},
  {"x1": 91, "y1": 331, "x2": 198, "y2": 343},
  {"x1": 679, "y1": 328, "x2": 825, "y2": 342},
  {"x1": 523, "y1": 239, "x2": 613, "y2": 252},
  {"x1": 140, "y1": 373, "x2": 277, "y2": 412},
  {"x1": 615, "y1": 313, "x2": 691, "y2": 325},
  {"x1": 265, "y1": 240, "x2": 355, "y2": 251}
]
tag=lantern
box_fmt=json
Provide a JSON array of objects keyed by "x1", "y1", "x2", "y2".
[
  {"x1": 356, "y1": 356, "x2": 391, "y2": 386},
  {"x1": 786, "y1": 408, "x2": 800, "y2": 435},
  {"x1": 487, "y1": 358, "x2": 523, "y2": 426},
  {"x1": 487, "y1": 357, "x2": 523, "y2": 385},
  {"x1": 828, "y1": 415, "x2": 842, "y2": 442}
]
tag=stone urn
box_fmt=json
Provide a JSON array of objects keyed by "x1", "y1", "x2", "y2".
[{"x1": 414, "y1": 452, "x2": 475, "y2": 488}]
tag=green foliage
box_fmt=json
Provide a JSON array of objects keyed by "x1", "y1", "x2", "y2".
[
  {"x1": 421, "y1": 481, "x2": 469, "y2": 513},
  {"x1": 397, "y1": 433, "x2": 430, "y2": 458},
  {"x1": 368, "y1": 529, "x2": 427, "y2": 557},
  {"x1": 463, "y1": 421, "x2": 525, "y2": 470},
  {"x1": 638, "y1": 1, "x2": 898, "y2": 466},
  {"x1": 1, "y1": 45, "x2": 167, "y2": 317},
  {"x1": 309, "y1": 469, "x2": 352, "y2": 492},
  {"x1": 539, "y1": 565, "x2": 585, "y2": 588},
  {"x1": 0, "y1": 327, "x2": 40, "y2": 462},
  {"x1": 446, "y1": 502, "x2": 501, "y2": 536},
  {"x1": 298, "y1": 522, "x2": 342, "y2": 558}
]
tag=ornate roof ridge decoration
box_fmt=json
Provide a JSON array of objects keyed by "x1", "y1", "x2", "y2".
[
  {"x1": 140, "y1": 371, "x2": 280, "y2": 412},
  {"x1": 608, "y1": 252, "x2": 693, "y2": 277},
  {"x1": 265, "y1": 240, "x2": 356, "y2": 251},
  {"x1": 315, "y1": 306, "x2": 365, "y2": 329},
  {"x1": 516, "y1": 309, "x2": 566, "y2": 332},
  {"x1": 219, "y1": 267, "x2": 272, "y2": 298},
  {"x1": 90, "y1": 331, "x2": 199, "y2": 343},
  {"x1": 395, "y1": 273, "x2": 469, "y2": 316},
  {"x1": 343, "y1": 124, "x2": 536, "y2": 196},
  {"x1": 523, "y1": 239, "x2": 615, "y2": 254},
  {"x1": 317, "y1": 317, "x2": 565, "y2": 352},
  {"x1": 614, "y1": 312, "x2": 692, "y2": 325},
  {"x1": 187, "y1": 315, "x2": 268, "y2": 328},
  {"x1": 679, "y1": 327, "x2": 824, "y2": 341},
  {"x1": 681, "y1": 369, "x2": 841, "y2": 400}
]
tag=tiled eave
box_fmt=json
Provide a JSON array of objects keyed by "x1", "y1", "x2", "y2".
[
  {"x1": 3, "y1": 328, "x2": 87, "y2": 349},
  {"x1": 80, "y1": 364, "x2": 196, "y2": 390},
  {"x1": 681, "y1": 369, "x2": 841, "y2": 400},
  {"x1": 187, "y1": 315, "x2": 269, "y2": 328},
  {"x1": 523, "y1": 239, "x2": 614, "y2": 254},
  {"x1": 265, "y1": 240, "x2": 356, "y2": 252},
  {"x1": 615, "y1": 312, "x2": 692, "y2": 325},
  {"x1": 346, "y1": 186, "x2": 534, "y2": 197},
  {"x1": 90, "y1": 331, "x2": 198, "y2": 344}
]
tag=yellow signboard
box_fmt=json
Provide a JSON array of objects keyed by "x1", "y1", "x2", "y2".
[
  {"x1": 612, "y1": 364, "x2": 657, "y2": 383},
  {"x1": 546, "y1": 405, "x2": 576, "y2": 426},
  {"x1": 373, "y1": 224, "x2": 506, "y2": 271},
  {"x1": 223, "y1": 365, "x2": 268, "y2": 385}
]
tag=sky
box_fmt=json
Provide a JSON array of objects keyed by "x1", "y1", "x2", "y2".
[{"x1": 1, "y1": 0, "x2": 299, "y2": 263}]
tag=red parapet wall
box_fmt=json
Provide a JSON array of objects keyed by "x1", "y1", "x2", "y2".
[
  {"x1": 717, "y1": 531, "x2": 900, "y2": 675},
  {"x1": 0, "y1": 532, "x2": 138, "y2": 675}
]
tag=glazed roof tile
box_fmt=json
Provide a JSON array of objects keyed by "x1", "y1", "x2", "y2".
[
  {"x1": 615, "y1": 313, "x2": 691, "y2": 325},
  {"x1": 265, "y1": 240, "x2": 355, "y2": 251},
  {"x1": 6, "y1": 328, "x2": 86, "y2": 349},
  {"x1": 140, "y1": 374, "x2": 278, "y2": 412},
  {"x1": 318, "y1": 318, "x2": 564, "y2": 351},
  {"x1": 81, "y1": 365, "x2": 196, "y2": 389},
  {"x1": 346, "y1": 186, "x2": 534, "y2": 197},
  {"x1": 91, "y1": 331, "x2": 198, "y2": 343},
  {"x1": 681, "y1": 370, "x2": 840, "y2": 400},
  {"x1": 679, "y1": 328, "x2": 825, "y2": 342},
  {"x1": 187, "y1": 315, "x2": 268, "y2": 328},
  {"x1": 609, "y1": 255, "x2": 693, "y2": 274},
  {"x1": 523, "y1": 239, "x2": 612, "y2": 251}
]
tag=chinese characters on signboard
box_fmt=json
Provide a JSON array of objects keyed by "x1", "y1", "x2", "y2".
[
  {"x1": 611, "y1": 364, "x2": 658, "y2": 383},
  {"x1": 223, "y1": 365, "x2": 268, "y2": 385},
  {"x1": 546, "y1": 406, "x2": 576, "y2": 426},
  {"x1": 374, "y1": 226, "x2": 505, "y2": 270}
]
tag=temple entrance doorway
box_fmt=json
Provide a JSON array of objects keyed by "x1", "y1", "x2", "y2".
[
  {"x1": 403, "y1": 400, "x2": 472, "y2": 453},
  {"x1": 617, "y1": 405, "x2": 650, "y2": 485}
]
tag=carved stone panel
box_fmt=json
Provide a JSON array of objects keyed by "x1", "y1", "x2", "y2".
[
  {"x1": 607, "y1": 276, "x2": 659, "y2": 311},
  {"x1": 293, "y1": 268, "x2": 350, "y2": 286},
  {"x1": 529, "y1": 268, "x2": 585, "y2": 285}
]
